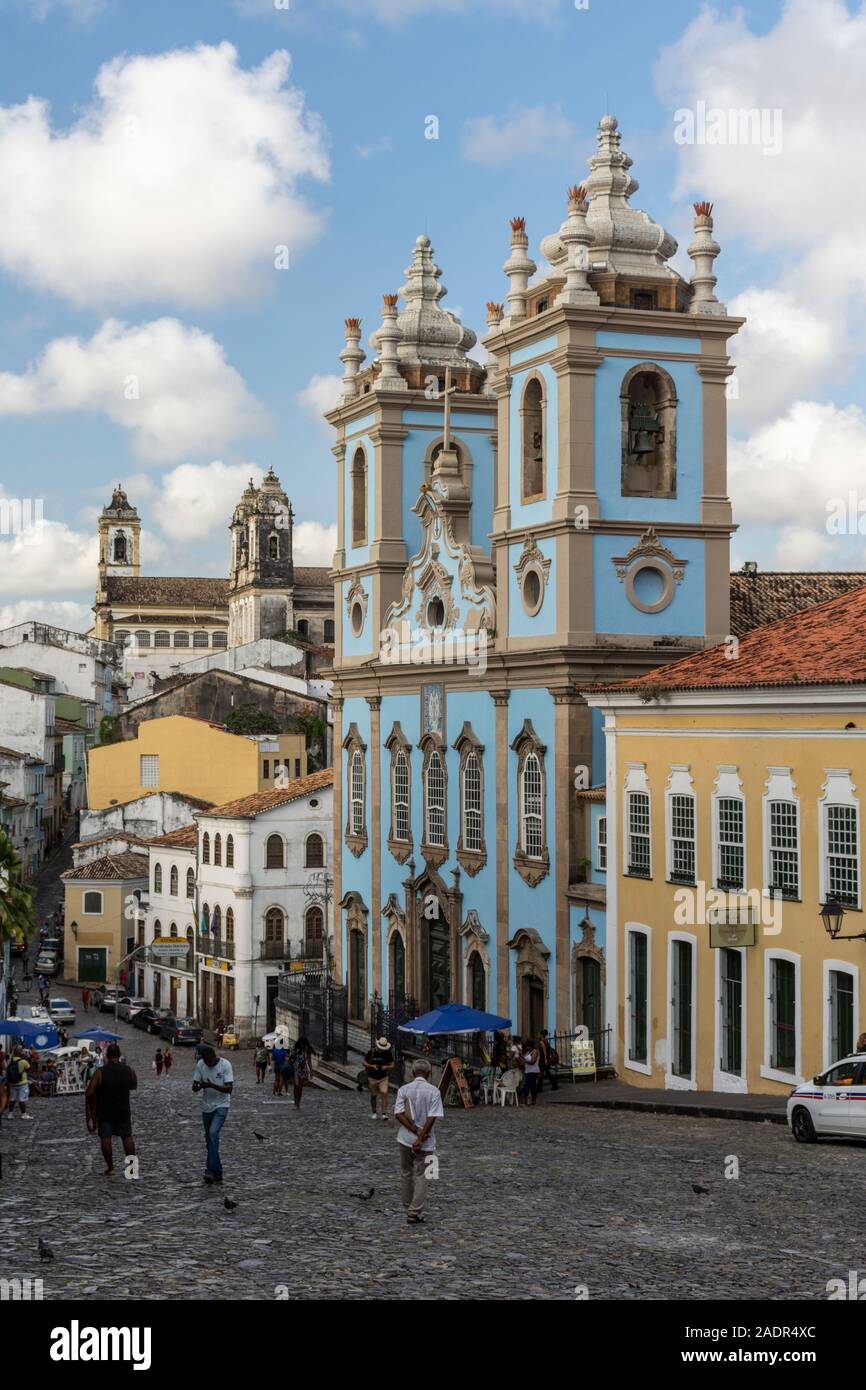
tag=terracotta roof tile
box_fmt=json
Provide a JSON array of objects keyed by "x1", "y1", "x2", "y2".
[
  {"x1": 61, "y1": 852, "x2": 150, "y2": 882},
  {"x1": 72, "y1": 832, "x2": 151, "y2": 850},
  {"x1": 198, "y1": 768, "x2": 333, "y2": 820},
  {"x1": 148, "y1": 824, "x2": 198, "y2": 849},
  {"x1": 730, "y1": 570, "x2": 866, "y2": 636},
  {"x1": 594, "y1": 582, "x2": 866, "y2": 695},
  {"x1": 105, "y1": 576, "x2": 229, "y2": 606}
]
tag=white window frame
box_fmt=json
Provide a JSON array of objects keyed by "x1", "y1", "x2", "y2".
[
  {"x1": 350, "y1": 749, "x2": 365, "y2": 838},
  {"x1": 818, "y1": 769, "x2": 861, "y2": 910},
  {"x1": 822, "y1": 958, "x2": 860, "y2": 1071},
  {"x1": 596, "y1": 814, "x2": 607, "y2": 873},
  {"x1": 712, "y1": 766, "x2": 746, "y2": 892},
  {"x1": 462, "y1": 751, "x2": 482, "y2": 853},
  {"x1": 666, "y1": 930, "x2": 697, "y2": 1091},
  {"x1": 82, "y1": 890, "x2": 104, "y2": 915},
  {"x1": 425, "y1": 750, "x2": 446, "y2": 848},
  {"x1": 762, "y1": 768, "x2": 800, "y2": 902},
  {"x1": 624, "y1": 922, "x2": 652, "y2": 1077},
  {"x1": 761, "y1": 948, "x2": 803, "y2": 1085},
  {"x1": 623, "y1": 763, "x2": 652, "y2": 879},
  {"x1": 393, "y1": 749, "x2": 410, "y2": 844},
  {"x1": 713, "y1": 944, "x2": 748, "y2": 1094},
  {"x1": 665, "y1": 766, "x2": 696, "y2": 886}
]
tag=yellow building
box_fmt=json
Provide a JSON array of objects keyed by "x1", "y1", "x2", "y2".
[
  {"x1": 586, "y1": 585, "x2": 866, "y2": 1097},
  {"x1": 61, "y1": 852, "x2": 149, "y2": 987},
  {"x1": 88, "y1": 715, "x2": 307, "y2": 811}
]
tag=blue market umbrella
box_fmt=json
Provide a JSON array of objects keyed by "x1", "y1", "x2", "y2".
[
  {"x1": 75, "y1": 1026, "x2": 122, "y2": 1043},
  {"x1": 398, "y1": 1003, "x2": 511, "y2": 1035},
  {"x1": 0, "y1": 1018, "x2": 60, "y2": 1048}
]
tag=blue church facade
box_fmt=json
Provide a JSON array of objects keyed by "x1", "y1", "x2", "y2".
[{"x1": 327, "y1": 117, "x2": 742, "y2": 1051}]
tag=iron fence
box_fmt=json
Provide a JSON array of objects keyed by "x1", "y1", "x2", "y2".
[
  {"x1": 278, "y1": 970, "x2": 348, "y2": 1064},
  {"x1": 546, "y1": 1027, "x2": 612, "y2": 1070}
]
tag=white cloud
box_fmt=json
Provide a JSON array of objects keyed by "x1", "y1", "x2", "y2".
[
  {"x1": 462, "y1": 104, "x2": 576, "y2": 166},
  {"x1": 729, "y1": 401, "x2": 866, "y2": 568},
  {"x1": 293, "y1": 520, "x2": 336, "y2": 567},
  {"x1": 0, "y1": 319, "x2": 268, "y2": 462},
  {"x1": 296, "y1": 373, "x2": 341, "y2": 422},
  {"x1": 657, "y1": 0, "x2": 866, "y2": 423},
  {"x1": 0, "y1": 43, "x2": 329, "y2": 307},
  {"x1": 0, "y1": 597, "x2": 94, "y2": 631},
  {"x1": 0, "y1": 517, "x2": 97, "y2": 595},
  {"x1": 356, "y1": 135, "x2": 392, "y2": 160},
  {"x1": 151, "y1": 462, "x2": 264, "y2": 542}
]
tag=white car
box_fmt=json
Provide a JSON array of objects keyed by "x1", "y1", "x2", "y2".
[
  {"x1": 788, "y1": 1054, "x2": 866, "y2": 1142},
  {"x1": 47, "y1": 998, "x2": 76, "y2": 1026},
  {"x1": 47, "y1": 1041, "x2": 96, "y2": 1061},
  {"x1": 117, "y1": 995, "x2": 149, "y2": 1022}
]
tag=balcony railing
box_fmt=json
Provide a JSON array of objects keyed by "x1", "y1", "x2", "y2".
[
  {"x1": 200, "y1": 935, "x2": 235, "y2": 962},
  {"x1": 260, "y1": 939, "x2": 287, "y2": 960}
]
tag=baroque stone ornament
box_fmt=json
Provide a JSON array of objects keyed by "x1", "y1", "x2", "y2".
[
  {"x1": 383, "y1": 484, "x2": 496, "y2": 639},
  {"x1": 513, "y1": 533, "x2": 552, "y2": 588},
  {"x1": 344, "y1": 575, "x2": 368, "y2": 629},
  {"x1": 612, "y1": 527, "x2": 688, "y2": 614}
]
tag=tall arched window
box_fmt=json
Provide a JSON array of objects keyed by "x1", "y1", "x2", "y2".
[
  {"x1": 268, "y1": 533, "x2": 279, "y2": 560},
  {"x1": 351, "y1": 751, "x2": 364, "y2": 836},
  {"x1": 521, "y1": 753, "x2": 543, "y2": 858},
  {"x1": 305, "y1": 833, "x2": 324, "y2": 868},
  {"x1": 225, "y1": 907, "x2": 234, "y2": 941},
  {"x1": 305, "y1": 905, "x2": 324, "y2": 949},
  {"x1": 265, "y1": 907, "x2": 284, "y2": 942},
  {"x1": 425, "y1": 750, "x2": 445, "y2": 847},
  {"x1": 113, "y1": 533, "x2": 127, "y2": 562},
  {"x1": 225, "y1": 834, "x2": 234, "y2": 868},
  {"x1": 463, "y1": 752, "x2": 482, "y2": 852},
  {"x1": 202, "y1": 832, "x2": 210, "y2": 865},
  {"x1": 351, "y1": 446, "x2": 367, "y2": 546},
  {"x1": 324, "y1": 619, "x2": 335, "y2": 644},
  {"x1": 265, "y1": 834, "x2": 284, "y2": 869},
  {"x1": 394, "y1": 751, "x2": 410, "y2": 843},
  {"x1": 212, "y1": 904, "x2": 222, "y2": 937},
  {"x1": 153, "y1": 863, "x2": 162, "y2": 894},
  {"x1": 214, "y1": 833, "x2": 222, "y2": 866},
  {"x1": 521, "y1": 376, "x2": 545, "y2": 501},
  {"x1": 186, "y1": 867, "x2": 195, "y2": 899},
  {"x1": 169, "y1": 865, "x2": 178, "y2": 896},
  {"x1": 511, "y1": 719, "x2": 549, "y2": 886}
]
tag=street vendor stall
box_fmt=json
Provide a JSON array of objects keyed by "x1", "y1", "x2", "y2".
[{"x1": 398, "y1": 1003, "x2": 512, "y2": 1107}]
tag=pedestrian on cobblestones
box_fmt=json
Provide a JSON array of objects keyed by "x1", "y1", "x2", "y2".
[
  {"x1": 363, "y1": 1037, "x2": 394, "y2": 1120},
  {"x1": 254, "y1": 1040, "x2": 268, "y2": 1084},
  {"x1": 6, "y1": 1046, "x2": 33, "y2": 1120},
  {"x1": 81, "y1": 988, "x2": 90, "y2": 1013},
  {"x1": 193, "y1": 1044, "x2": 234, "y2": 1184},
  {"x1": 153, "y1": 1048, "x2": 164, "y2": 1078},
  {"x1": 394, "y1": 1058, "x2": 444, "y2": 1226},
  {"x1": 290, "y1": 1036, "x2": 315, "y2": 1110},
  {"x1": 271, "y1": 1040, "x2": 288, "y2": 1094},
  {"x1": 85, "y1": 1043, "x2": 137, "y2": 1175},
  {"x1": 163, "y1": 1047, "x2": 173, "y2": 1077},
  {"x1": 521, "y1": 1040, "x2": 541, "y2": 1106}
]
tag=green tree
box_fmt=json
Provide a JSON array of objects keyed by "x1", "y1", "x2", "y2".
[
  {"x1": 0, "y1": 830, "x2": 34, "y2": 945},
  {"x1": 224, "y1": 703, "x2": 281, "y2": 736}
]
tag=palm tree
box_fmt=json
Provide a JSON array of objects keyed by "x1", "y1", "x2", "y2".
[{"x1": 0, "y1": 829, "x2": 34, "y2": 945}]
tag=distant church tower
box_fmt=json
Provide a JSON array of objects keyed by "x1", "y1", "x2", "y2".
[
  {"x1": 94, "y1": 485, "x2": 141, "y2": 635},
  {"x1": 228, "y1": 467, "x2": 295, "y2": 647}
]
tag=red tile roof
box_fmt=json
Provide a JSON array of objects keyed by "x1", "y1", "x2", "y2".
[
  {"x1": 148, "y1": 824, "x2": 198, "y2": 849},
  {"x1": 72, "y1": 832, "x2": 151, "y2": 850},
  {"x1": 197, "y1": 768, "x2": 333, "y2": 819},
  {"x1": 61, "y1": 852, "x2": 150, "y2": 882},
  {"x1": 730, "y1": 570, "x2": 866, "y2": 636},
  {"x1": 594, "y1": 583, "x2": 866, "y2": 696}
]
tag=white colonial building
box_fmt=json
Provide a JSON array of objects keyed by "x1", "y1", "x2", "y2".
[{"x1": 141, "y1": 824, "x2": 198, "y2": 1018}]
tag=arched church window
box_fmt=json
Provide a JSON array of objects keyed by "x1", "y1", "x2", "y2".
[
  {"x1": 113, "y1": 533, "x2": 127, "y2": 562},
  {"x1": 510, "y1": 720, "x2": 550, "y2": 887},
  {"x1": 454, "y1": 723, "x2": 486, "y2": 874},
  {"x1": 343, "y1": 725, "x2": 368, "y2": 856},
  {"x1": 425, "y1": 750, "x2": 446, "y2": 848},
  {"x1": 297, "y1": 619, "x2": 309, "y2": 637},
  {"x1": 268, "y1": 533, "x2": 279, "y2": 561},
  {"x1": 520, "y1": 376, "x2": 545, "y2": 502},
  {"x1": 351, "y1": 447, "x2": 367, "y2": 546},
  {"x1": 324, "y1": 619, "x2": 334, "y2": 644},
  {"x1": 620, "y1": 364, "x2": 677, "y2": 498}
]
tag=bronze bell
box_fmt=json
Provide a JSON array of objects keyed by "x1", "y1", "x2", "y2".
[{"x1": 632, "y1": 430, "x2": 655, "y2": 455}]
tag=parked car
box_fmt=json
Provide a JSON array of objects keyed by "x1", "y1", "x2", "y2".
[
  {"x1": 97, "y1": 989, "x2": 124, "y2": 1014},
  {"x1": 788, "y1": 1055, "x2": 866, "y2": 1142},
  {"x1": 34, "y1": 952, "x2": 58, "y2": 977},
  {"x1": 159, "y1": 1016, "x2": 203, "y2": 1046},
  {"x1": 117, "y1": 995, "x2": 149, "y2": 1023},
  {"x1": 133, "y1": 1007, "x2": 171, "y2": 1035},
  {"x1": 47, "y1": 998, "x2": 76, "y2": 1026},
  {"x1": 41, "y1": 936, "x2": 63, "y2": 962}
]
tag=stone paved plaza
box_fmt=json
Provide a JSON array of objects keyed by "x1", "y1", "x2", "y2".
[{"x1": 1, "y1": 1010, "x2": 862, "y2": 1302}]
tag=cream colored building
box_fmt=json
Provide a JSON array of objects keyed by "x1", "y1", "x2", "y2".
[{"x1": 61, "y1": 852, "x2": 149, "y2": 987}]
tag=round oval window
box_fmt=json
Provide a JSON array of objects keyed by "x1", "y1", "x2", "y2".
[
  {"x1": 427, "y1": 596, "x2": 445, "y2": 629},
  {"x1": 523, "y1": 568, "x2": 542, "y2": 614},
  {"x1": 351, "y1": 602, "x2": 364, "y2": 636},
  {"x1": 632, "y1": 565, "x2": 665, "y2": 606}
]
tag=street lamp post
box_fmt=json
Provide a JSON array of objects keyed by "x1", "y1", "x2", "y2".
[{"x1": 819, "y1": 897, "x2": 866, "y2": 942}]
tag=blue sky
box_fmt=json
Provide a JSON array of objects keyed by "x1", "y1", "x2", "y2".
[{"x1": 1, "y1": 0, "x2": 865, "y2": 630}]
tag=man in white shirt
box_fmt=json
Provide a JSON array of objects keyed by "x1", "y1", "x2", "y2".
[
  {"x1": 192, "y1": 1044, "x2": 234, "y2": 1185},
  {"x1": 394, "y1": 1058, "x2": 444, "y2": 1225}
]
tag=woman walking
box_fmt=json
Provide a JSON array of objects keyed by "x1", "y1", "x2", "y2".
[
  {"x1": 521, "y1": 1038, "x2": 541, "y2": 1106},
  {"x1": 154, "y1": 1048, "x2": 164, "y2": 1079},
  {"x1": 254, "y1": 1040, "x2": 268, "y2": 1085},
  {"x1": 163, "y1": 1047, "x2": 173, "y2": 1077},
  {"x1": 290, "y1": 1036, "x2": 316, "y2": 1110}
]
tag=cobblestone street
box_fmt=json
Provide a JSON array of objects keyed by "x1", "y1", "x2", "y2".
[{"x1": 1, "y1": 1008, "x2": 863, "y2": 1301}]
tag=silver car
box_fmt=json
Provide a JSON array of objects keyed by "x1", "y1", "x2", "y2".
[
  {"x1": 117, "y1": 995, "x2": 149, "y2": 1022},
  {"x1": 47, "y1": 997, "x2": 76, "y2": 1026}
]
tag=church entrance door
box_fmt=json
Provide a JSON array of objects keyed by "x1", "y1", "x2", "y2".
[{"x1": 428, "y1": 914, "x2": 451, "y2": 1011}]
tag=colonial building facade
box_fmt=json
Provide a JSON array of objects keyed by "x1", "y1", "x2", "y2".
[{"x1": 329, "y1": 115, "x2": 742, "y2": 1039}]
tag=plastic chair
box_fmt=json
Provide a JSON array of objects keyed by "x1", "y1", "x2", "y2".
[
  {"x1": 495, "y1": 1069, "x2": 521, "y2": 1106},
  {"x1": 480, "y1": 1066, "x2": 500, "y2": 1104}
]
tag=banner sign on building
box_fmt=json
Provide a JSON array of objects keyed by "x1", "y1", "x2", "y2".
[{"x1": 708, "y1": 906, "x2": 758, "y2": 949}]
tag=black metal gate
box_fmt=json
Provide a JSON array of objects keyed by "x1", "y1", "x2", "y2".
[
  {"x1": 370, "y1": 993, "x2": 417, "y2": 1088},
  {"x1": 278, "y1": 972, "x2": 348, "y2": 1064}
]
